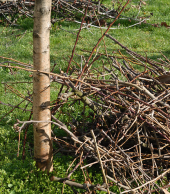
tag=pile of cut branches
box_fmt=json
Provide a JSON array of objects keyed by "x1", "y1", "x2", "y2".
[
  {"x1": 48, "y1": 35, "x2": 170, "y2": 193},
  {"x1": 0, "y1": 0, "x2": 116, "y2": 24},
  {"x1": 0, "y1": 0, "x2": 146, "y2": 29},
  {"x1": 4, "y1": 34, "x2": 170, "y2": 193}
]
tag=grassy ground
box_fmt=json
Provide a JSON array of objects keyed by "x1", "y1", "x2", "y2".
[{"x1": 0, "y1": 0, "x2": 170, "y2": 193}]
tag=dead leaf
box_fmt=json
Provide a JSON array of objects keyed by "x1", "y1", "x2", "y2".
[
  {"x1": 141, "y1": 1, "x2": 147, "y2": 5},
  {"x1": 156, "y1": 73, "x2": 170, "y2": 84},
  {"x1": 161, "y1": 22, "x2": 170, "y2": 28}
]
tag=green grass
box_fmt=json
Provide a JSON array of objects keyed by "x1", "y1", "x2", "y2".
[{"x1": 0, "y1": 0, "x2": 170, "y2": 193}]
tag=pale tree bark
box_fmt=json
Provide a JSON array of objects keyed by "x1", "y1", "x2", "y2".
[{"x1": 33, "y1": 0, "x2": 53, "y2": 172}]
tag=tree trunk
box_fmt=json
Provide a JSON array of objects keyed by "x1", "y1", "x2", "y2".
[{"x1": 33, "y1": 0, "x2": 53, "y2": 172}]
